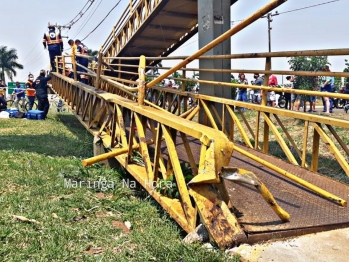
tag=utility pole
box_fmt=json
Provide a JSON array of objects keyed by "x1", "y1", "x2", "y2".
[
  {"x1": 263, "y1": 11, "x2": 279, "y2": 52},
  {"x1": 48, "y1": 22, "x2": 70, "y2": 39}
]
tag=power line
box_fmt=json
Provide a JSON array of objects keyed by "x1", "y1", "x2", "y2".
[
  {"x1": 21, "y1": 1, "x2": 95, "y2": 64},
  {"x1": 65, "y1": 0, "x2": 96, "y2": 29},
  {"x1": 21, "y1": 42, "x2": 41, "y2": 62},
  {"x1": 72, "y1": 0, "x2": 104, "y2": 39},
  {"x1": 81, "y1": 0, "x2": 122, "y2": 41},
  {"x1": 66, "y1": 1, "x2": 91, "y2": 25},
  {"x1": 278, "y1": 0, "x2": 342, "y2": 15},
  {"x1": 231, "y1": 0, "x2": 343, "y2": 24}
]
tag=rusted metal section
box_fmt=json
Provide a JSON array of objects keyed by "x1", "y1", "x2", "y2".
[
  {"x1": 227, "y1": 145, "x2": 349, "y2": 234},
  {"x1": 189, "y1": 184, "x2": 247, "y2": 249},
  {"x1": 220, "y1": 167, "x2": 290, "y2": 222}
]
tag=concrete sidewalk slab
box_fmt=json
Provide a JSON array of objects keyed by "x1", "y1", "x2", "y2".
[{"x1": 227, "y1": 228, "x2": 349, "y2": 262}]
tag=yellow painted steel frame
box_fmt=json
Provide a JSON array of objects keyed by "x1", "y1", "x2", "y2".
[{"x1": 51, "y1": 73, "x2": 250, "y2": 248}]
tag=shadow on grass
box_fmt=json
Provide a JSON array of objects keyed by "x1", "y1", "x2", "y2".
[
  {"x1": 0, "y1": 133, "x2": 93, "y2": 158},
  {"x1": 55, "y1": 114, "x2": 92, "y2": 139}
]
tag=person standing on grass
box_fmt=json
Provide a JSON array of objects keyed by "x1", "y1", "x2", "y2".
[
  {"x1": 283, "y1": 82, "x2": 292, "y2": 110},
  {"x1": 25, "y1": 74, "x2": 36, "y2": 110},
  {"x1": 0, "y1": 80, "x2": 7, "y2": 111},
  {"x1": 252, "y1": 73, "x2": 263, "y2": 103},
  {"x1": 268, "y1": 75, "x2": 278, "y2": 107},
  {"x1": 344, "y1": 77, "x2": 349, "y2": 113},
  {"x1": 237, "y1": 73, "x2": 248, "y2": 110},
  {"x1": 320, "y1": 65, "x2": 334, "y2": 114},
  {"x1": 286, "y1": 76, "x2": 301, "y2": 111},
  {"x1": 35, "y1": 70, "x2": 52, "y2": 119},
  {"x1": 13, "y1": 81, "x2": 25, "y2": 109},
  {"x1": 308, "y1": 76, "x2": 318, "y2": 113}
]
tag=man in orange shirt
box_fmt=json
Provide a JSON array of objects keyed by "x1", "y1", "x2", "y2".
[{"x1": 25, "y1": 73, "x2": 36, "y2": 110}]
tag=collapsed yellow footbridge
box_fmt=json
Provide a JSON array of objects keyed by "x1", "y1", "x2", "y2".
[{"x1": 51, "y1": 0, "x2": 349, "y2": 248}]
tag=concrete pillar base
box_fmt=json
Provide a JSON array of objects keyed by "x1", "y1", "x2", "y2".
[{"x1": 93, "y1": 136, "x2": 120, "y2": 168}]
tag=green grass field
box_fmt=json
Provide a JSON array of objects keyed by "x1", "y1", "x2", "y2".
[{"x1": 0, "y1": 113, "x2": 237, "y2": 262}]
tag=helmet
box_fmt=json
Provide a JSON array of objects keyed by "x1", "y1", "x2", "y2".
[{"x1": 48, "y1": 23, "x2": 55, "y2": 28}]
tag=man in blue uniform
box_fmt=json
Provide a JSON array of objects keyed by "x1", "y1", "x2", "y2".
[
  {"x1": 35, "y1": 70, "x2": 52, "y2": 119},
  {"x1": 43, "y1": 24, "x2": 63, "y2": 72},
  {"x1": 13, "y1": 81, "x2": 25, "y2": 109},
  {"x1": 75, "y1": 39, "x2": 89, "y2": 84}
]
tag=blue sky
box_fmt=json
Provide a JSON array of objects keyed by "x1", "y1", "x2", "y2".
[{"x1": 1, "y1": 0, "x2": 348, "y2": 83}]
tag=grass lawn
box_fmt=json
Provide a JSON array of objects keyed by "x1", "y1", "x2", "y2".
[{"x1": 0, "y1": 112, "x2": 237, "y2": 262}]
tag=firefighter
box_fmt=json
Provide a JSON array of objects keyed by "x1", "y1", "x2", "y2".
[
  {"x1": 35, "y1": 70, "x2": 52, "y2": 119},
  {"x1": 43, "y1": 24, "x2": 63, "y2": 72},
  {"x1": 75, "y1": 39, "x2": 89, "y2": 84},
  {"x1": 25, "y1": 73, "x2": 36, "y2": 110}
]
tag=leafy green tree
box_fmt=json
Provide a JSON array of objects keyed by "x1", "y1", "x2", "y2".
[
  {"x1": 87, "y1": 49, "x2": 98, "y2": 57},
  {"x1": 288, "y1": 56, "x2": 330, "y2": 90},
  {"x1": 0, "y1": 46, "x2": 24, "y2": 83}
]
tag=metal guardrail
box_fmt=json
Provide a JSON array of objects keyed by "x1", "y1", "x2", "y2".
[{"x1": 50, "y1": 0, "x2": 349, "y2": 248}]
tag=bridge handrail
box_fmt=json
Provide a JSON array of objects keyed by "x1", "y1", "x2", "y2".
[{"x1": 102, "y1": 48, "x2": 349, "y2": 61}]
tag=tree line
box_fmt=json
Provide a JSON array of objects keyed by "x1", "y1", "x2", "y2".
[{"x1": 1, "y1": 44, "x2": 349, "y2": 91}]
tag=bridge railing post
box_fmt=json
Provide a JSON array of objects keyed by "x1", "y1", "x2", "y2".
[
  {"x1": 72, "y1": 46, "x2": 78, "y2": 81},
  {"x1": 262, "y1": 57, "x2": 271, "y2": 153},
  {"x1": 55, "y1": 57, "x2": 59, "y2": 73},
  {"x1": 138, "y1": 55, "x2": 146, "y2": 106},
  {"x1": 62, "y1": 55, "x2": 66, "y2": 75},
  {"x1": 95, "y1": 52, "x2": 103, "y2": 90}
]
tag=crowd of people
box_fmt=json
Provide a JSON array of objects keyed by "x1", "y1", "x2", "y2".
[
  {"x1": 0, "y1": 70, "x2": 52, "y2": 118},
  {"x1": 0, "y1": 24, "x2": 91, "y2": 118},
  {"x1": 43, "y1": 23, "x2": 89, "y2": 83},
  {"x1": 232, "y1": 66, "x2": 349, "y2": 114}
]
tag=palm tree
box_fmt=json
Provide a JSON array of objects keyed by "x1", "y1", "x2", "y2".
[{"x1": 0, "y1": 46, "x2": 24, "y2": 83}]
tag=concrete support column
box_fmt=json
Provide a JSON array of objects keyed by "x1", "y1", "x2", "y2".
[
  {"x1": 198, "y1": 0, "x2": 231, "y2": 127},
  {"x1": 93, "y1": 136, "x2": 120, "y2": 168}
]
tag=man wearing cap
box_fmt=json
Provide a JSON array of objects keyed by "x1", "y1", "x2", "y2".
[
  {"x1": 43, "y1": 24, "x2": 63, "y2": 72},
  {"x1": 35, "y1": 70, "x2": 52, "y2": 119}
]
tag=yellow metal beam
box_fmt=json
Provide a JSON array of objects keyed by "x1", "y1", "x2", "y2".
[
  {"x1": 312, "y1": 123, "x2": 349, "y2": 178},
  {"x1": 138, "y1": 55, "x2": 146, "y2": 106},
  {"x1": 162, "y1": 125, "x2": 196, "y2": 228},
  {"x1": 221, "y1": 167, "x2": 290, "y2": 222},
  {"x1": 234, "y1": 145, "x2": 347, "y2": 207},
  {"x1": 226, "y1": 105, "x2": 253, "y2": 148},
  {"x1": 262, "y1": 113, "x2": 299, "y2": 165},
  {"x1": 301, "y1": 121, "x2": 309, "y2": 168}
]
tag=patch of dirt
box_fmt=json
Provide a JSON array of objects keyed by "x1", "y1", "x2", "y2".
[{"x1": 112, "y1": 220, "x2": 130, "y2": 233}]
